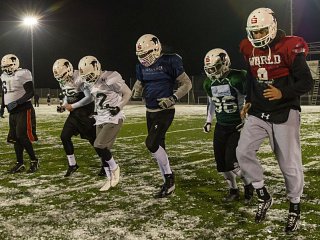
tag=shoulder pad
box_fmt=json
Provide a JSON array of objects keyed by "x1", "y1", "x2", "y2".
[
  {"x1": 15, "y1": 69, "x2": 32, "y2": 81},
  {"x1": 101, "y1": 71, "x2": 124, "y2": 86},
  {"x1": 162, "y1": 53, "x2": 182, "y2": 60},
  {"x1": 279, "y1": 36, "x2": 309, "y2": 56}
]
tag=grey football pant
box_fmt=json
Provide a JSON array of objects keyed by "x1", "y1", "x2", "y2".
[
  {"x1": 94, "y1": 120, "x2": 123, "y2": 149},
  {"x1": 236, "y1": 109, "x2": 303, "y2": 203}
]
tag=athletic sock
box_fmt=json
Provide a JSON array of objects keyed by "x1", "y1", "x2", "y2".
[{"x1": 67, "y1": 154, "x2": 76, "y2": 166}]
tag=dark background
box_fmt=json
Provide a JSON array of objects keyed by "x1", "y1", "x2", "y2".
[{"x1": 0, "y1": 0, "x2": 319, "y2": 89}]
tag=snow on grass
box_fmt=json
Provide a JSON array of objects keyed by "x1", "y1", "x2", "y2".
[{"x1": 0, "y1": 104, "x2": 319, "y2": 239}]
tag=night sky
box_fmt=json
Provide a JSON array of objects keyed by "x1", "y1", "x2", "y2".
[{"x1": 0, "y1": 0, "x2": 319, "y2": 89}]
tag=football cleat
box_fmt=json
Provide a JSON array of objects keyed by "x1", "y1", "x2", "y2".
[
  {"x1": 64, "y1": 164, "x2": 79, "y2": 177},
  {"x1": 98, "y1": 166, "x2": 106, "y2": 176},
  {"x1": 224, "y1": 188, "x2": 240, "y2": 202},
  {"x1": 244, "y1": 184, "x2": 254, "y2": 205},
  {"x1": 27, "y1": 159, "x2": 39, "y2": 173},
  {"x1": 99, "y1": 179, "x2": 111, "y2": 192},
  {"x1": 110, "y1": 166, "x2": 120, "y2": 187},
  {"x1": 154, "y1": 173, "x2": 175, "y2": 198},
  {"x1": 255, "y1": 197, "x2": 273, "y2": 223},
  {"x1": 8, "y1": 162, "x2": 25, "y2": 174},
  {"x1": 285, "y1": 212, "x2": 300, "y2": 233}
]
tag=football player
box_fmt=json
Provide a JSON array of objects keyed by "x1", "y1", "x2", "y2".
[
  {"x1": 202, "y1": 48, "x2": 254, "y2": 204},
  {"x1": 78, "y1": 56, "x2": 132, "y2": 191},
  {"x1": 133, "y1": 34, "x2": 192, "y2": 198},
  {"x1": 1, "y1": 54, "x2": 39, "y2": 173},
  {"x1": 236, "y1": 8, "x2": 313, "y2": 232},
  {"x1": 0, "y1": 79, "x2": 5, "y2": 117},
  {"x1": 52, "y1": 59, "x2": 105, "y2": 177}
]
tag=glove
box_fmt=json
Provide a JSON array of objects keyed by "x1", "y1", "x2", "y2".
[
  {"x1": 157, "y1": 96, "x2": 176, "y2": 109},
  {"x1": 236, "y1": 122, "x2": 244, "y2": 132},
  {"x1": 7, "y1": 101, "x2": 17, "y2": 111},
  {"x1": 131, "y1": 88, "x2": 142, "y2": 99},
  {"x1": 57, "y1": 105, "x2": 66, "y2": 113},
  {"x1": 203, "y1": 122, "x2": 211, "y2": 133},
  {"x1": 109, "y1": 106, "x2": 120, "y2": 116}
]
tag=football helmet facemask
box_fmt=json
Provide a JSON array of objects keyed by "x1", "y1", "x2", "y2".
[
  {"x1": 136, "y1": 34, "x2": 162, "y2": 67},
  {"x1": 246, "y1": 8, "x2": 277, "y2": 48},
  {"x1": 204, "y1": 48, "x2": 231, "y2": 79},
  {"x1": 1, "y1": 54, "x2": 20, "y2": 75},
  {"x1": 78, "y1": 56, "x2": 101, "y2": 85},
  {"x1": 52, "y1": 59, "x2": 73, "y2": 85}
]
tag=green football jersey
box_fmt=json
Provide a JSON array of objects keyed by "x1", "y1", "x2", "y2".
[{"x1": 203, "y1": 69, "x2": 247, "y2": 125}]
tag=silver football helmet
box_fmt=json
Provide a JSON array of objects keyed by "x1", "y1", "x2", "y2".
[
  {"x1": 1, "y1": 54, "x2": 20, "y2": 75},
  {"x1": 204, "y1": 48, "x2": 231, "y2": 79},
  {"x1": 52, "y1": 59, "x2": 73, "y2": 84},
  {"x1": 246, "y1": 8, "x2": 277, "y2": 48},
  {"x1": 136, "y1": 34, "x2": 162, "y2": 67},
  {"x1": 78, "y1": 56, "x2": 101, "y2": 84}
]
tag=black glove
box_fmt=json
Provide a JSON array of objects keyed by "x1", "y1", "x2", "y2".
[
  {"x1": 157, "y1": 96, "x2": 177, "y2": 109},
  {"x1": 57, "y1": 105, "x2": 66, "y2": 113},
  {"x1": 109, "y1": 106, "x2": 120, "y2": 116},
  {"x1": 203, "y1": 122, "x2": 211, "y2": 133},
  {"x1": 7, "y1": 101, "x2": 18, "y2": 111}
]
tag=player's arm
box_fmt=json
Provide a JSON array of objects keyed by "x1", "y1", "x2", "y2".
[
  {"x1": 7, "y1": 81, "x2": 34, "y2": 112},
  {"x1": 0, "y1": 86, "x2": 4, "y2": 117},
  {"x1": 107, "y1": 83, "x2": 132, "y2": 116},
  {"x1": 118, "y1": 83, "x2": 132, "y2": 110},
  {"x1": 174, "y1": 72, "x2": 192, "y2": 100},
  {"x1": 70, "y1": 87, "x2": 93, "y2": 110},
  {"x1": 131, "y1": 79, "x2": 143, "y2": 99},
  {"x1": 157, "y1": 72, "x2": 192, "y2": 109},
  {"x1": 280, "y1": 53, "x2": 313, "y2": 99},
  {"x1": 17, "y1": 81, "x2": 34, "y2": 104},
  {"x1": 203, "y1": 97, "x2": 215, "y2": 133}
]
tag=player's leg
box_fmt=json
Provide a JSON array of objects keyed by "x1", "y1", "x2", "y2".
[
  {"x1": 273, "y1": 109, "x2": 303, "y2": 232},
  {"x1": 236, "y1": 115, "x2": 273, "y2": 222},
  {"x1": 6, "y1": 112, "x2": 25, "y2": 173},
  {"x1": 145, "y1": 109, "x2": 175, "y2": 198},
  {"x1": 16, "y1": 109, "x2": 39, "y2": 173},
  {"x1": 77, "y1": 112, "x2": 105, "y2": 177},
  {"x1": 214, "y1": 123, "x2": 240, "y2": 202},
  {"x1": 226, "y1": 128, "x2": 254, "y2": 204},
  {"x1": 60, "y1": 115, "x2": 79, "y2": 177},
  {"x1": 94, "y1": 121, "x2": 123, "y2": 191}
]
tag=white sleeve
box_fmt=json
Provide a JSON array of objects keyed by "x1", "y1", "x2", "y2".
[
  {"x1": 71, "y1": 87, "x2": 93, "y2": 109},
  {"x1": 206, "y1": 97, "x2": 215, "y2": 123},
  {"x1": 118, "y1": 83, "x2": 132, "y2": 110}
]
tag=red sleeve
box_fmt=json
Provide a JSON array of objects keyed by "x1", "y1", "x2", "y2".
[
  {"x1": 282, "y1": 36, "x2": 309, "y2": 66},
  {"x1": 239, "y1": 39, "x2": 252, "y2": 61}
]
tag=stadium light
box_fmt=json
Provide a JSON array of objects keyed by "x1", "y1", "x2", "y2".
[{"x1": 23, "y1": 16, "x2": 39, "y2": 86}]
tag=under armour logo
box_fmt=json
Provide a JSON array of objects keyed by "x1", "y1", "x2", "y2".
[{"x1": 261, "y1": 113, "x2": 270, "y2": 120}]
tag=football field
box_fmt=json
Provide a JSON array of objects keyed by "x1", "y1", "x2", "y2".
[{"x1": 0, "y1": 104, "x2": 319, "y2": 239}]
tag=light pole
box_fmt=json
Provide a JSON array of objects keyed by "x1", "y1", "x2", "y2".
[{"x1": 23, "y1": 16, "x2": 38, "y2": 86}]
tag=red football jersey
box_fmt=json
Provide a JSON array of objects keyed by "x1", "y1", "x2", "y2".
[{"x1": 240, "y1": 36, "x2": 309, "y2": 81}]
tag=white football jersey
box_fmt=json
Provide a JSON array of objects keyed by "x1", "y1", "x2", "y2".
[
  {"x1": 90, "y1": 71, "x2": 125, "y2": 125},
  {"x1": 59, "y1": 70, "x2": 89, "y2": 105},
  {"x1": 1, "y1": 69, "x2": 32, "y2": 105}
]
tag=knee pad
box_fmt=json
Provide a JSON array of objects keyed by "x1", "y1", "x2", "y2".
[{"x1": 145, "y1": 140, "x2": 158, "y2": 153}]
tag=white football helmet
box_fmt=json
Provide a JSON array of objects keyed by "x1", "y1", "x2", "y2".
[
  {"x1": 204, "y1": 48, "x2": 231, "y2": 79},
  {"x1": 1, "y1": 54, "x2": 20, "y2": 75},
  {"x1": 136, "y1": 34, "x2": 162, "y2": 67},
  {"x1": 246, "y1": 8, "x2": 277, "y2": 48},
  {"x1": 52, "y1": 59, "x2": 73, "y2": 84},
  {"x1": 78, "y1": 56, "x2": 101, "y2": 84}
]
